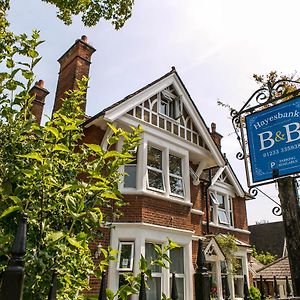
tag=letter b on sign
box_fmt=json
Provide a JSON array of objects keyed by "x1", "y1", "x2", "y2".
[{"x1": 258, "y1": 131, "x2": 274, "y2": 151}]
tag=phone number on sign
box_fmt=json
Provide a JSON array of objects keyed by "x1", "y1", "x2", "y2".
[{"x1": 262, "y1": 143, "x2": 300, "y2": 158}]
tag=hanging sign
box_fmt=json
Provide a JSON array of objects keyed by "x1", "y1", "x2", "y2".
[{"x1": 245, "y1": 96, "x2": 300, "y2": 183}]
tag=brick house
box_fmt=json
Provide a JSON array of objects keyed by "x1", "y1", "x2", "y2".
[{"x1": 32, "y1": 36, "x2": 251, "y2": 300}]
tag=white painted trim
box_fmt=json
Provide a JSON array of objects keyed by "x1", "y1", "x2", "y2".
[
  {"x1": 211, "y1": 166, "x2": 226, "y2": 186},
  {"x1": 203, "y1": 221, "x2": 250, "y2": 234},
  {"x1": 100, "y1": 125, "x2": 113, "y2": 150},
  {"x1": 190, "y1": 208, "x2": 205, "y2": 215},
  {"x1": 111, "y1": 222, "x2": 195, "y2": 235},
  {"x1": 121, "y1": 189, "x2": 193, "y2": 207}
]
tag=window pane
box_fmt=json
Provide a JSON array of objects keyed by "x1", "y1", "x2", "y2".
[
  {"x1": 159, "y1": 100, "x2": 168, "y2": 115},
  {"x1": 148, "y1": 169, "x2": 164, "y2": 190},
  {"x1": 170, "y1": 247, "x2": 184, "y2": 274},
  {"x1": 145, "y1": 243, "x2": 162, "y2": 272},
  {"x1": 170, "y1": 277, "x2": 184, "y2": 300},
  {"x1": 118, "y1": 243, "x2": 133, "y2": 270},
  {"x1": 210, "y1": 193, "x2": 219, "y2": 205},
  {"x1": 169, "y1": 155, "x2": 182, "y2": 176},
  {"x1": 147, "y1": 277, "x2": 161, "y2": 300},
  {"x1": 217, "y1": 194, "x2": 225, "y2": 209},
  {"x1": 124, "y1": 165, "x2": 136, "y2": 188},
  {"x1": 218, "y1": 210, "x2": 229, "y2": 225},
  {"x1": 235, "y1": 258, "x2": 243, "y2": 275},
  {"x1": 234, "y1": 278, "x2": 244, "y2": 298},
  {"x1": 170, "y1": 176, "x2": 184, "y2": 196},
  {"x1": 147, "y1": 147, "x2": 162, "y2": 170}
]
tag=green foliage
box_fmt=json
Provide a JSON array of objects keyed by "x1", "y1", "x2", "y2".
[
  {"x1": 215, "y1": 234, "x2": 240, "y2": 274},
  {"x1": 249, "y1": 285, "x2": 261, "y2": 300},
  {"x1": 251, "y1": 247, "x2": 277, "y2": 265},
  {"x1": 42, "y1": 0, "x2": 134, "y2": 28},
  {"x1": 0, "y1": 6, "x2": 142, "y2": 298}
]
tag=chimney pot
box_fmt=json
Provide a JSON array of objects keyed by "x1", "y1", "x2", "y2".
[
  {"x1": 81, "y1": 35, "x2": 88, "y2": 43},
  {"x1": 211, "y1": 122, "x2": 216, "y2": 133},
  {"x1": 36, "y1": 79, "x2": 44, "y2": 88},
  {"x1": 210, "y1": 122, "x2": 222, "y2": 150},
  {"x1": 29, "y1": 80, "x2": 49, "y2": 124}
]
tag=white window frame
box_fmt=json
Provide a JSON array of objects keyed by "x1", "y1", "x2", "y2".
[
  {"x1": 169, "y1": 153, "x2": 185, "y2": 198},
  {"x1": 123, "y1": 147, "x2": 138, "y2": 189},
  {"x1": 117, "y1": 241, "x2": 134, "y2": 272},
  {"x1": 146, "y1": 146, "x2": 166, "y2": 193},
  {"x1": 145, "y1": 242, "x2": 163, "y2": 299},
  {"x1": 209, "y1": 191, "x2": 234, "y2": 228},
  {"x1": 146, "y1": 143, "x2": 186, "y2": 199},
  {"x1": 169, "y1": 246, "x2": 185, "y2": 300}
]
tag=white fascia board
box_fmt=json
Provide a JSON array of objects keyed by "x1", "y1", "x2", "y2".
[
  {"x1": 171, "y1": 75, "x2": 226, "y2": 167},
  {"x1": 104, "y1": 75, "x2": 175, "y2": 122},
  {"x1": 224, "y1": 165, "x2": 245, "y2": 197}
]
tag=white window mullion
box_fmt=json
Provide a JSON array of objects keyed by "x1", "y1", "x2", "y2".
[{"x1": 165, "y1": 148, "x2": 170, "y2": 195}]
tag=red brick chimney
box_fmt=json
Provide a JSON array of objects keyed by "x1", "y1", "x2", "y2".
[
  {"x1": 210, "y1": 122, "x2": 223, "y2": 150},
  {"x1": 29, "y1": 79, "x2": 49, "y2": 124},
  {"x1": 52, "y1": 35, "x2": 96, "y2": 115}
]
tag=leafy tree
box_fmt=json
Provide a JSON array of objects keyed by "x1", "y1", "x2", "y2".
[
  {"x1": 215, "y1": 234, "x2": 240, "y2": 274},
  {"x1": 0, "y1": 3, "x2": 145, "y2": 299},
  {"x1": 251, "y1": 247, "x2": 277, "y2": 265},
  {"x1": 42, "y1": 0, "x2": 135, "y2": 28}
]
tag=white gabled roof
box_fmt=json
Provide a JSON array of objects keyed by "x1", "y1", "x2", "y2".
[{"x1": 83, "y1": 68, "x2": 246, "y2": 197}]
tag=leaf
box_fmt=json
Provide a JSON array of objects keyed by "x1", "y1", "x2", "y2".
[
  {"x1": 6, "y1": 59, "x2": 14, "y2": 68},
  {"x1": 53, "y1": 144, "x2": 69, "y2": 152},
  {"x1": 101, "y1": 191, "x2": 119, "y2": 200},
  {"x1": 103, "y1": 151, "x2": 132, "y2": 159},
  {"x1": 85, "y1": 143, "x2": 103, "y2": 155},
  {"x1": 139, "y1": 254, "x2": 147, "y2": 272},
  {"x1": 44, "y1": 126, "x2": 60, "y2": 139},
  {"x1": 0, "y1": 206, "x2": 21, "y2": 219},
  {"x1": 9, "y1": 196, "x2": 22, "y2": 206},
  {"x1": 47, "y1": 231, "x2": 64, "y2": 242},
  {"x1": 66, "y1": 236, "x2": 83, "y2": 249},
  {"x1": 18, "y1": 152, "x2": 43, "y2": 163},
  {"x1": 22, "y1": 169, "x2": 34, "y2": 177}
]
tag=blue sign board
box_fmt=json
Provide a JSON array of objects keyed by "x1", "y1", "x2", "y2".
[{"x1": 245, "y1": 96, "x2": 300, "y2": 183}]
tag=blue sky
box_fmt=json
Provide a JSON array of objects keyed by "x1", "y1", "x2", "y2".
[{"x1": 9, "y1": 0, "x2": 300, "y2": 224}]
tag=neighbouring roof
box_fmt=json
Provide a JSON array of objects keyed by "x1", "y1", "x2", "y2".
[
  {"x1": 248, "y1": 256, "x2": 265, "y2": 276},
  {"x1": 253, "y1": 256, "x2": 290, "y2": 279},
  {"x1": 249, "y1": 221, "x2": 285, "y2": 257}
]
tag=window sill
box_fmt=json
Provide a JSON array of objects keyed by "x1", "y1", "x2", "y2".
[
  {"x1": 190, "y1": 209, "x2": 204, "y2": 215},
  {"x1": 121, "y1": 189, "x2": 193, "y2": 207},
  {"x1": 202, "y1": 221, "x2": 250, "y2": 234}
]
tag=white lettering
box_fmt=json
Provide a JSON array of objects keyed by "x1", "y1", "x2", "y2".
[
  {"x1": 284, "y1": 122, "x2": 300, "y2": 143},
  {"x1": 258, "y1": 131, "x2": 275, "y2": 151}
]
